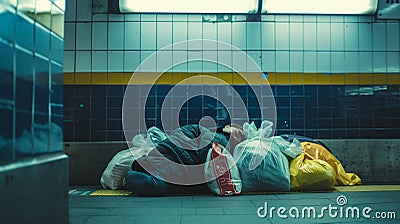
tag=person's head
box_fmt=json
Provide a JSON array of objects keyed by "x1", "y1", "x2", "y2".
[{"x1": 223, "y1": 123, "x2": 245, "y2": 153}]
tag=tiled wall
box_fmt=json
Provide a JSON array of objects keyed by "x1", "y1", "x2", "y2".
[
  {"x1": 63, "y1": 0, "x2": 400, "y2": 141},
  {"x1": 0, "y1": 0, "x2": 64, "y2": 164}
]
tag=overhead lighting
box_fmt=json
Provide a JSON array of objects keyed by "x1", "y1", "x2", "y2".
[
  {"x1": 119, "y1": 0, "x2": 258, "y2": 13},
  {"x1": 262, "y1": 0, "x2": 378, "y2": 14}
]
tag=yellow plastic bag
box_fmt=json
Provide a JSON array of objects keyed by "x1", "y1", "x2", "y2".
[
  {"x1": 290, "y1": 153, "x2": 336, "y2": 191},
  {"x1": 301, "y1": 142, "x2": 362, "y2": 186}
]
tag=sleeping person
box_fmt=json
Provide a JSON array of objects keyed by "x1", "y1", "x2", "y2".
[{"x1": 124, "y1": 123, "x2": 244, "y2": 196}]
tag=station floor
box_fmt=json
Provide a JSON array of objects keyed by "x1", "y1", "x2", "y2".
[{"x1": 69, "y1": 185, "x2": 400, "y2": 224}]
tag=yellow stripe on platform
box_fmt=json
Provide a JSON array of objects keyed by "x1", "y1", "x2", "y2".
[
  {"x1": 64, "y1": 72, "x2": 400, "y2": 85},
  {"x1": 90, "y1": 189, "x2": 134, "y2": 196},
  {"x1": 334, "y1": 185, "x2": 400, "y2": 192}
]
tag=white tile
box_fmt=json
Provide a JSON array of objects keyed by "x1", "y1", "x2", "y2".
[
  {"x1": 125, "y1": 14, "x2": 140, "y2": 22},
  {"x1": 75, "y1": 51, "x2": 91, "y2": 72},
  {"x1": 76, "y1": 23, "x2": 91, "y2": 50},
  {"x1": 261, "y1": 23, "x2": 275, "y2": 50},
  {"x1": 246, "y1": 22, "x2": 260, "y2": 50},
  {"x1": 359, "y1": 52, "x2": 373, "y2": 73},
  {"x1": 387, "y1": 52, "x2": 400, "y2": 73},
  {"x1": 92, "y1": 51, "x2": 107, "y2": 72},
  {"x1": 261, "y1": 15, "x2": 275, "y2": 22},
  {"x1": 262, "y1": 51, "x2": 275, "y2": 72},
  {"x1": 331, "y1": 23, "x2": 344, "y2": 51},
  {"x1": 232, "y1": 50, "x2": 247, "y2": 72},
  {"x1": 247, "y1": 51, "x2": 261, "y2": 72},
  {"x1": 203, "y1": 51, "x2": 217, "y2": 72},
  {"x1": 344, "y1": 15, "x2": 358, "y2": 23},
  {"x1": 141, "y1": 14, "x2": 156, "y2": 21},
  {"x1": 187, "y1": 60, "x2": 202, "y2": 72},
  {"x1": 140, "y1": 51, "x2": 156, "y2": 72},
  {"x1": 330, "y1": 16, "x2": 344, "y2": 23},
  {"x1": 92, "y1": 22, "x2": 107, "y2": 50},
  {"x1": 64, "y1": 0, "x2": 76, "y2": 22},
  {"x1": 124, "y1": 51, "x2": 141, "y2": 72},
  {"x1": 373, "y1": 52, "x2": 386, "y2": 73},
  {"x1": 157, "y1": 14, "x2": 172, "y2": 22},
  {"x1": 108, "y1": 14, "x2": 124, "y2": 22},
  {"x1": 317, "y1": 52, "x2": 330, "y2": 73},
  {"x1": 64, "y1": 23, "x2": 75, "y2": 50},
  {"x1": 303, "y1": 15, "x2": 316, "y2": 23},
  {"x1": 232, "y1": 22, "x2": 246, "y2": 50},
  {"x1": 344, "y1": 23, "x2": 358, "y2": 51},
  {"x1": 317, "y1": 23, "x2": 330, "y2": 51},
  {"x1": 387, "y1": 23, "x2": 399, "y2": 52},
  {"x1": 218, "y1": 23, "x2": 231, "y2": 45},
  {"x1": 358, "y1": 23, "x2": 372, "y2": 51},
  {"x1": 358, "y1": 16, "x2": 373, "y2": 23},
  {"x1": 276, "y1": 51, "x2": 289, "y2": 72},
  {"x1": 275, "y1": 15, "x2": 289, "y2": 22},
  {"x1": 373, "y1": 23, "x2": 386, "y2": 51},
  {"x1": 289, "y1": 51, "x2": 303, "y2": 72},
  {"x1": 344, "y1": 52, "x2": 359, "y2": 73},
  {"x1": 331, "y1": 52, "x2": 345, "y2": 73},
  {"x1": 188, "y1": 22, "x2": 202, "y2": 50},
  {"x1": 157, "y1": 22, "x2": 172, "y2": 49},
  {"x1": 92, "y1": 14, "x2": 108, "y2": 21},
  {"x1": 317, "y1": 15, "x2": 331, "y2": 23},
  {"x1": 172, "y1": 14, "x2": 188, "y2": 22},
  {"x1": 188, "y1": 14, "x2": 202, "y2": 22},
  {"x1": 156, "y1": 50, "x2": 173, "y2": 72},
  {"x1": 76, "y1": 0, "x2": 91, "y2": 21},
  {"x1": 303, "y1": 23, "x2": 316, "y2": 51},
  {"x1": 289, "y1": 23, "x2": 303, "y2": 51},
  {"x1": 276, "y1": 23, "x2": 289, "y2": 50},
  {"x1": 304, "y1": 52, "x2": 316, "y2": 73},
  {"x1": 217, "y1": 50, "x2": 232, "y2": 72},
  {"x1": 125, "y1": 22, "x2": 140, "y2": 50},
  {"x1": 289, "y1": 15, "x2": 303, "y2": 23},
  {"x1": 63, "y1": 51, "x2": 75, "y2": 72},
  {"x1": 108, "y1": 22, "x2": 124, "y2": 50},
  {"x1": 203, "y1": 22, "x2": 217, "y2": 40},
  {"x1": 172, "y1": 51, "x2": 187, "y2": 72},
  {"x1": 141, "y1": 22, "x2": 156, "y2": 50},
  {"x1": 107, "y1": 51, "x2": 123, "y2": 72},
  {"x1": 172, "y1": 22, "x2": 187, "y2": 49}
]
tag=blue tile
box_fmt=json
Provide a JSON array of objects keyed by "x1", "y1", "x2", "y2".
[
  {"x1": 16, "y1": 14, "x2": 34, "y2": 51},
  {"x1": 50, "y1": 33, "x2": 63, "y2": 64},
  {"x1": 51, "y1": 63, "x2": 63, "y2": 104},
  {"x1": 107, "y1": 119, "x2": 122, "y2": 130},
  {"x1": 0, "y1": 9, "x2": 16, "y2": 43},
  {"x1": 0, "y1": 109, "x2": 13, "y2": 140},
  {"x1": 35, "y1": 23, "x2": 50, "y2": 57},
  {"x1": 290, "y1": 86, "x2": 304, "y2": 96},
  {"x1": 107, "y1": 97, "x2": 123, "y2": 108},
  {"x1": 107, "y1": 131, "x2": 124, "y2": 141},
  {"x1": 75, "y1": 85, "x2": 91, "y2": 97}
]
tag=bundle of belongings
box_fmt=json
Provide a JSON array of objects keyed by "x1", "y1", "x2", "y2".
[{"x1": 101, "y1": 120, "x2": 361, "y2": 196}]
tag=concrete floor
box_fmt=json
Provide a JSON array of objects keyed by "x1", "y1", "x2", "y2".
[{"x1": 69, "y1": 189, "x2": 400, "y2": 224}]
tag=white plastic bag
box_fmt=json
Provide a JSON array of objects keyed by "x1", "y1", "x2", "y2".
[
  {"x1": 100, "y1": 127, "x2": 168, "y2": 190},
  {"x1": 205, "y1": 142, "x2": 242, "y2": 196},
  {"x1": 270, "y1": 136, "x2": 303, "y2": 159},
  {"x1": 233, "y1": 120, "x2": 291, "y2": 192}
]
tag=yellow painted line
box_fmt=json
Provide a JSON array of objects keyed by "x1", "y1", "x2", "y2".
[
  {"x1": 334, "y1": 185, "x2": 400, "y2": 192},
  {"x1": 64, "y1": 72, "x2": 400, "y2": 85},
  {"x1": 90, "y1": 189, "x2": 133, "y2": 196}
]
